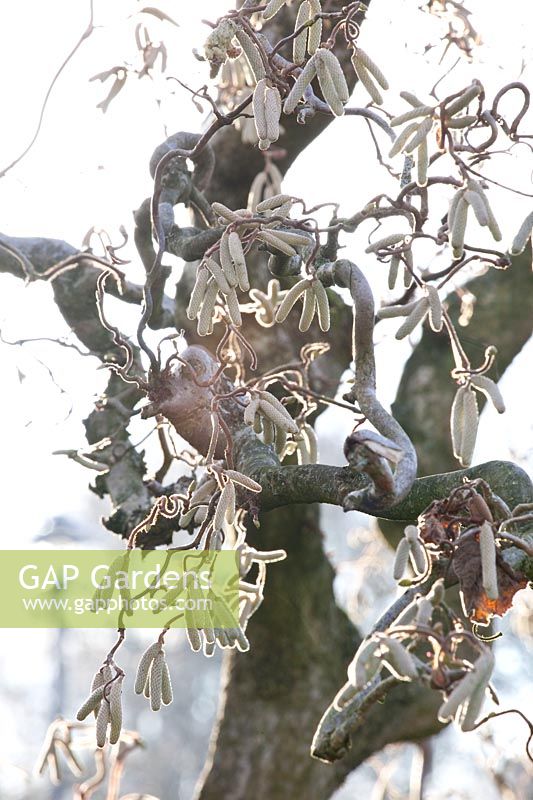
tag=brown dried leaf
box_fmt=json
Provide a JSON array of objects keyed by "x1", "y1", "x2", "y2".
[{"x1": 453, "y1": 535, "x2": 527, "y2": 625}]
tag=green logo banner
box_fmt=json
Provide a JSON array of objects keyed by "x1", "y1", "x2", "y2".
[{"x1": 0, "y1": 550, "x2": 239, "y2": 628}]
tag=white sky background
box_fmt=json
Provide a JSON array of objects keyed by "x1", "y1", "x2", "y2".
[{"x1": 0, "y1": 1, "x2": 532, "y2": 797}]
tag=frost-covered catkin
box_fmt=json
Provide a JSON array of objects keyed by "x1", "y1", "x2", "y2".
[
  {"x1": 381, "y1": 637, "x2": 418, "y2": 680},
  {"x1": 426, "y1": 285, "x2": 443, "y2": 332},
  {"x1": 134, "y1": 642, "x2": 160, "y2": 695},
  {"x1": 149, "y1": 652, "x2": 164, "y2": 712},
  {"x1": 313, "y1": 280, "x2": 330, "y2": 331},
  {"x1": 479, "y1": 520, "x2": 499, "y2": 600},
  {"x1": 393, "y1": 537, "x2": 410, "y2": 580},
  {"x1": 95, "y1": 700, "x2": 110, "y2": 748},
  {"x1": 510, "y1": 210, "x2": 533, "y2": 255},
  {"x1": 395, "y1": 298, "x2": 430, "y2": 339},
  {"x1": 161, "y1": 662, "x2": 173, "y2": 705},
  {"x1": 405, "y1": 525, "x2": 428, "y2": 575},
  {"x1": 347, "y1": 637, "x2": 381, "y2": 689},
  {"x1": 76, "y1": 685, "x2": 105, "y2": 721},
  {"x1": 470, "y1": 375, "x2": 505, "y2": 413},
  {"x1": 109, "y1": 676, "x2": 123, "y2": 745}
]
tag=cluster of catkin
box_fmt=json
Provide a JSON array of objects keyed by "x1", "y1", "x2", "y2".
[
  {"x1": 351, "y1": 47, "x2": 389, "y2": 106},
  {"x1": 134, "y1": 643, "x2": 173, "y2": 711},
  {"x1": 244, "y1": 390, "x2": 299, "y2": 453},
  {"x1": 447, "y1": 178, "x2": 502, "y2": 259},
  {"x1": 450, "y1": 376, "x2": 505, "y2": 467},
  {"x1": 187, "y1": 230, "x2": 249, "y2": 334},
  {"x1": 376, "y1": 282, "x2": 444, "y2": 340},
  {"x1": 275, "y1": 276, "x2": 331, "y2": 332},
  {"x1": 393, "y1": 524, "x2": 430, "y2": 582},
  {"x1": 345, "y1": 632, "x2": 419, "y2": 696},
  {"x1": 187, "y1": 195, "x2": 314, "y2": 336},
  {"x1": 186, "y1": 622, "x2": 250, "y2": 656},
  {"x1": 437, "y1": 648, "x2": 495, "y2": 732},
  {"x1": 389, "y1": 83, "x2": 482, "y2": 187},
  {"x1": 284, "y1": 47, "x2": 349, "y2": 117},
  {"x1": 77, "y1": 664, "x2": 124, "y2": 747},
  {"x1": 365, "y1": 233, "x2": 415, "y2": 291}
]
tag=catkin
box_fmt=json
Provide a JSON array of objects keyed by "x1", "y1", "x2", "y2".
[
  {"x1": 445, "y1": 82, "x2": 481, "y2": 117},
  {"x1": 161, "y1": 662, "x2": 173, "y2": 705},
  {"x1": 301, "y1": 423, "x2": 319, "y2": 463},
  {"x1": 393, "y1": 538, "x2": 410, "y2": 580},
  {"x1": 219, "y1": 234, "x2": 237, "y2": 286},
  {"x1": 108, "y1": 677, "x2": 123, "y2": 745},
  {"x1": 267, "y1": 228, "x2": 311, "y2": 247},
  {"x1": 347, "y1": 637, "x2": 380, "y2": 688},
  {"x1": 381, "y1": 637, "x2": 418, "y2": 680},
  {"x1": 213, "y1": 481, "x2": 235, "y2": 530},
  {"x1": 376, "y1": 300, "x2": 420, "y2": 319},
  {"x1": 186, "y1": 628, "x2": 202, "y2": 652},
  {"x1": 205, "y1": 256, "x2": 231, "y2": 296},
  {"x1": 187, "y1": 266, "x2": 209, "y2": 320},
  {"x1": 395, "y1": 297, "x2": 430, "y2": 339},
  {"x1": 391, "y1": 106, "x2": 434, "y2": 126},
  {"x1": 447, "y1": 188, "x2": 465, "y2": 234},
  {"x1": 234, "y1": 29, "x2": 266, "y2": 81},
  {"x1": 417, "y1": 135, "x2": 429, "y2": 187},
  {"x1": 299, "y1": 287, "x2": 316, "y2": 331},
  {"x1": 464, "y1": 189, "x2": 489, "y2": 227},
  {"x1": 253, "y1": 79, "x2": 268, "y2": 140},
  {"x1": 405, "y1": 525, "x2": 428, "y2": 575},
  {"x1": 257, "y1": 229, "x2": 296, "y2": 256},
  {"x1": 450, "y1": 196, "x2": 469, "y2": 258},
  {"x1": 313, "y1": 279, "x2": 330, "y2": 331},
  {"x1": 95, "y1": 700, "x2": 110, "y2": 748},
  {"x1": 149, "y1": 652, "x2": 164, "y2": 712},
  {"x1": 365, "y1": 233, "x2": 405, "y2": 253},
  {"x1": 257, "y1": 193, "x2": 292, "y2": 212},
  {"x1": 467, "y1": 179, "x2": 502, "y2": 241},
  {"x1": 259, "y1": 398, "x2": 298, "y2": 434},
  {"x1": 401, "y1": 90, "x2": 425, "y2": 107},
  {"x1": 450, "y1": 385, "x2": 467, "y2": 462},
  {"x1": 351, "y1": 54, "x2": 383, "y2": 105},
  {"x1": 76, "y1": 685, "x2": 106, "y2": 721},
  {"x1": 307, "y1": 0, "x2": 322, "y2": 53},
  {"x1": 224, "y1": 470, "x2": 262, "y2": 492},
  {"x1": 197, "y1": 279, "x2": 219, "y2": 336},
  {"x1": 510, "y1": 210, "x2": 533, "y2": 254},
  {"x1": 426, "y1": 285, "x2": 443, "y2": 332},
  {"x1": 354, "y1": 47, "x2": 389, "y2": 90},
  {"x1": 479, "y1": 520, "x2": 499, "y2": 599},
  {"x1": 134, "y1": 642, "x2": 160, "y2": 695},
  {"x1": 244, "y1": 397, "x2": 260, "y2": 426},
  {"x1": 470, "y1": 375, "x2": 505, "y2": 413},
  {"x1": 283, "y1": 56, "x2": 317, "y2": 114},
  {"x1": 404, "y1": 116, "x2": 433, "y2": 154},
  {"x1": 438, "y1": 669, "x2": 480, "y2": 722},
  {"x1": 293, "y1": 1, "x2": 309, "y2": 65},
  {"x1": 389, "y1": 122, "x2": 419, "y2": 158},
  {"x1": 226, "y1": 288, "x2": 242, "y2": 326},
  {"x1": 275, "y1": 278, "x2": 310, "y2": 322},
  {"x1": 388, "y1": 255, "x2": 400, "y2": 290},
  {"x1": 263, "y1": 0, "x2": 286, "y2": 19},
  {"x1": 460, "y1": 387, "x2": 479, "y2": 466},
  {"x1": 316, "y1": 49, "x2": 349, "y2": 116}
]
